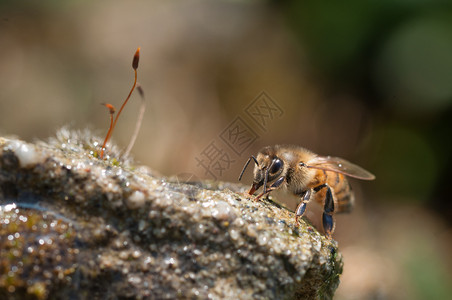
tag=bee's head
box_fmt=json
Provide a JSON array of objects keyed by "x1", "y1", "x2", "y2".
[{"x1": 238, "y1": 147, "x2": 285, "y2": 196}]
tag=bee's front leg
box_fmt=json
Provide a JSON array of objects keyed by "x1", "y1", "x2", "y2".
[
  {"x1": 256, "y1": 176, "x2": 285, "y2": 200},
  {"x1": 295, "y1": 189, "x2": 312, "y2": 222}
]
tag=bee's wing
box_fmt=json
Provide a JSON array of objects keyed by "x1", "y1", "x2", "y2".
[{"x1": 307, "y1": 156, "x2": 375, "y2": 180}]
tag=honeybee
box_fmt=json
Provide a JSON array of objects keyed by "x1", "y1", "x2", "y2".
[{"x1": 238, "y1": 145, "x2": 375, "y2": 238}]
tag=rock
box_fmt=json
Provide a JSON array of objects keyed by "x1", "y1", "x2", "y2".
[{"x1": 0, "y1": 128, "x2": 342, "y2": 300}]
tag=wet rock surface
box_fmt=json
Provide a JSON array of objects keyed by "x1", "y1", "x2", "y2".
[{"x1": 0, "y1": 129, "x2": 342, "y2": 300}]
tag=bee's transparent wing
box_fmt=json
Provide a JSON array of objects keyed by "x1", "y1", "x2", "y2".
[{"x1": 307, "y1": 156, "x2": 375, "y2": 180}]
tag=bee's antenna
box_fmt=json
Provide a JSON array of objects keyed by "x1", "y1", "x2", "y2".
[{"x1": 238, "y1": 156, "x2": 258, "y2": 181}]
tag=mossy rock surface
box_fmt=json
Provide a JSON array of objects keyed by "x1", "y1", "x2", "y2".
[{"x1": 0, "y1": 129, "x2": 342, "y2": 300}]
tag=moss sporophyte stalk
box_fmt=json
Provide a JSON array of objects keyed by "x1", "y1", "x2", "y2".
[{"x1": 100, "y1": 47, "x2": 143, "y2": 160}]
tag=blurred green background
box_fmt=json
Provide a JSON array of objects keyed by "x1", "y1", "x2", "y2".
[{"x1": 1, "y1": 0, "x2": 451, "y2": 299}]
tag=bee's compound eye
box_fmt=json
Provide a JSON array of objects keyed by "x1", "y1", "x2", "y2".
[{"x1": 270, "y1": 158, "x2": 283, "y2": 175}]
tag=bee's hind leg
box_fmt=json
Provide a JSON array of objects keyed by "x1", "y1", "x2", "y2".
[
  {"x1": 322, "y1": 185, "x2": 335, "y2": 239},
  {"x1": 295, "y1": 189, "x2": 312, "y2": 222}
]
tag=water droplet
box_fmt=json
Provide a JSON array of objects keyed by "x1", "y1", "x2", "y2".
[
  {"x1": 257, "y1": 233, "x2": 268, "y2": 246},
  {"x1": 229, "y1": 229, "x2": 239, "y2": 240}
]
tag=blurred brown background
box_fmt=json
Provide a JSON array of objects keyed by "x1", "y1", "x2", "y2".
[{"x1": 1, "y1": 1, "x2": 452, "y2": 299}]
